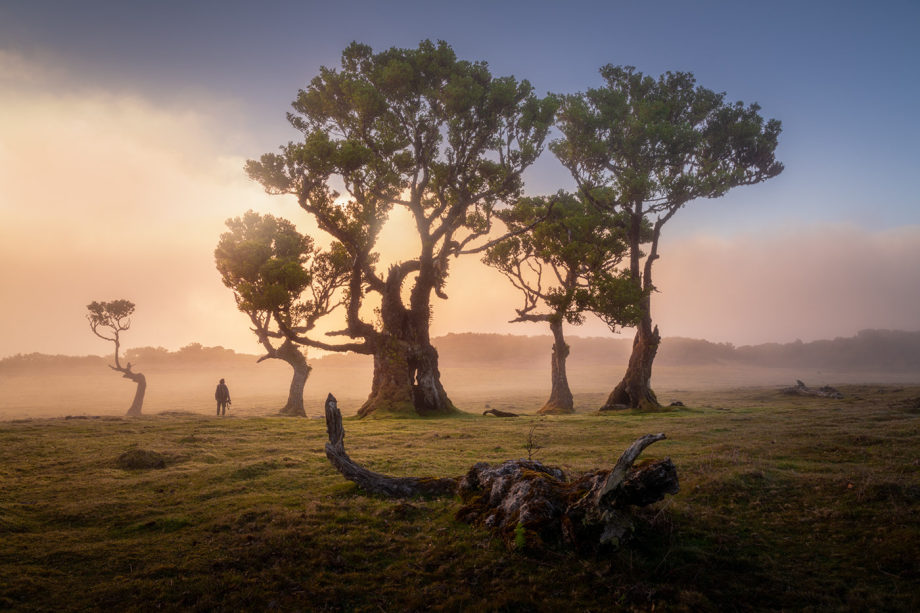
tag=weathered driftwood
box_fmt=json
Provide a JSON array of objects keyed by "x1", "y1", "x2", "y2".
[
  {"x1": 781, "y1": 379, "x2": 844, "y2": 399},
  {"x1": 324, "y1": 394, "x2": 457, "y2": 497},
  {"x1": 323, "y1": 394, "x2": 679, "y2": 550},
  {"x1": 483, "y1": 408, "x2": 519, "y2": 417}
]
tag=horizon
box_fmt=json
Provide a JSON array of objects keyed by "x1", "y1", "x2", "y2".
[{"x1": 3, "y1": 327, "x2": 918, "y2": 362}]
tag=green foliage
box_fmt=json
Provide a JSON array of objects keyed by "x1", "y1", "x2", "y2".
[
  {"x1": 248, "y1": 39, "x2": 559, "y2": 243},
  {"x1": 86, "y1": 299, "x2": 138, "y2": 369},
  {"x1": 244, "y1": 40, "x2": 559, "y2": 353},
  {"x1": 553, "y1": 66, "x2": 782, "y2": 213},
  {"x1": 214, "y1": 210, "x2": 350, "y2": 338},
  {"x1": 513, "y1": 522, "x2": 527, "y2": 549},
  {"x1": 585, "y1": 270, "x2": 645, "y2": 330},
  {"x1": 214, "y1": 211, "x2": 313, "y2": 315},
  {"x1": 86, "y1": 299, "x2": 136, "y2": 338},
  {"x1": 484, "y1": 191, "x2": 640, "y2": 329},
  {"x1": 552, "y1": 64, "x2": 783, "y2": 294}
]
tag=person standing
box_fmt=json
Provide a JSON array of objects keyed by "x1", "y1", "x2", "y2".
[{"x1": 215, "y1": 378, "x2": 231, "y2": 416}]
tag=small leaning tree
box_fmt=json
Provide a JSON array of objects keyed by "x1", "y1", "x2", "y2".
[
  {"x1": 86, "y1": 299, "x2": 146, "y2": 416},
  {"x1": 483, "y1": 191, "x2": 640, "y2": 414},
  {"x1": 552, "y1": 65, "x2": 783, "y2": 409},
  {"x1": 246, "y1": 40, "x2": 558, "y2": 417},
  {"x1": 215, "y1": 210, "x2": 350, "y2": 417}
]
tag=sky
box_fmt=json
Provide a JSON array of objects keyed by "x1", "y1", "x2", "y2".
[{"x1": 1, "y1": 0, "x2": 919, "y2": 357}]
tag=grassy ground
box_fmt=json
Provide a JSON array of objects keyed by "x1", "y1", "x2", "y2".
[{"x1": 1, "y1": 385, "x2": 918, "y2": 611}]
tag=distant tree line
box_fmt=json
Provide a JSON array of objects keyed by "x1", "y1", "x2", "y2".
[
  {"x1": 430, "y1": 330, "x2": 920, "y2": 372},
  {"x1": 16, "y1": 329, "x2": 920, "y2": 375}
]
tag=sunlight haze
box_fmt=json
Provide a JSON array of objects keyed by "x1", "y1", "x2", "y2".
[{"x1": 1, "y1": 1, "x2": 918, "y2": 357}]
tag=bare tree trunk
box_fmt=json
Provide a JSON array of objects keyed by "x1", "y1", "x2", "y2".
[
  {"x1": 122, "y1": 370, "x2": 146, "y2": 417},
  {"x1": 277, "y1": 340, "x2": 310, "y2": 417},
  {"x1": 539, "y1": 318, "x2": 575, "y2": 415},
  {"x1": 358, "y1": 336, "x2": 455, "y2": 417},
  {"x1": 358, "y1": 272, "x2": 455, "y2": 417},
  {"x1": 358, "y1": 337, "x2": 416, "y2": 417},
  {"x1": 604, "y1": 314, "x2": 660, "y2": 410}
]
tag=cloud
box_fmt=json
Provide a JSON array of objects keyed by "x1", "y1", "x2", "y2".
[
  {"x1": 0, "y1": 49, "x2": 62, "y2": 86},
  {"x1": 428, "y1": 224, "x2": 918, "y2": 345},
  {"x1": 0, "y1": 54, "x2": 291, "y2": 356}
]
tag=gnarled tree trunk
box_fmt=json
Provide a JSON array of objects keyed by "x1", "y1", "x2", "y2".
[
  {"x1": 358, "y1": 270, "x2": 455, "y2": 417},
  {"x1": 358, "y1": 338, "x2": 454, "y2": 417},
  {"x1": 113, "y1": 365, "x2": 145, "y2": 417},
  {"x1": 410, "y1": 342, "x2": 453, "y2": 413},
  {"x1": 359, "y1": 337, "x2": 415, "y2": 417},
  {"x1": 324, "y1": 394, "x2": 678, "y2": 550},
  {"x1": 604, "y1": 308, "x2": 660, "y2": 411},
  {"x1": 602, "y1": 205, "x2": 663, "y2": 411},
  {"x1": 256, "y1": 338, "x2": 311, "y2": 417},
  {"x1": 539, "y1": 317, "x2": 575, "y2": 414},
  {"x1": 277, "y1": 340, "x2": 311, "y2": 417}
]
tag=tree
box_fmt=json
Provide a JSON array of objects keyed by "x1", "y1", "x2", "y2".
[
  {"x1": 86, "y1": 299, "x2": 146, "y2": 416},
  {"x1": 246, "y1": 40, "x2": 557, "y2": 417},
  {"x1": 552, "y1": 66, "x2": 783, "y2": 409},
  {"x1": 483, "y1": 192, "x2": 640, "y2": 414},
  {"x1": 215, "y1": 210, "x2": 349, "y2": 417}
]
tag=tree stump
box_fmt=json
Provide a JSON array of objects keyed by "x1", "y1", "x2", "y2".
[{"x1": 323, "y1": 394, "x2": 679, "y2": 550}]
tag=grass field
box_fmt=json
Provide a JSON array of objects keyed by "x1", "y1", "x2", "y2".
[{"x1": 1, "y1": 385, "x2": 918, "y2": 611}]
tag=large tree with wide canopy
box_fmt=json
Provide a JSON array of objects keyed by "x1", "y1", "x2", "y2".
[
  {"x1": 552, "y1": 65, "x2": 783, "y2": 409},
  {"x1": 246, "y1": 40, "x2": 557, "y2": 416}
]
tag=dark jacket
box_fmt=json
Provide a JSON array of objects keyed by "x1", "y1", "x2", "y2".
[{"x1": 215, "y1": 382, "x2": 231, "y2": 403}]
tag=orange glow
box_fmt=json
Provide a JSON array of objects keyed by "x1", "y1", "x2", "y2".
[{"x1": 1, "y1": 53, "x2": 919, "y2": 358}]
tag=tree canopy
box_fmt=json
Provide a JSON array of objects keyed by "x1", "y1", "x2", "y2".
[
  {"x1": 485, "y1": 191, "x2": 640, "y2": 330},
  {"x1": 215, "y1": 210, "x2": 350, "y2": 345},
  {"x1": 552, "y1": 65, "x2": 783, "y2": 219},
  {"x1": 87, "y1": 299, "x2": 136, "y2": 370}
]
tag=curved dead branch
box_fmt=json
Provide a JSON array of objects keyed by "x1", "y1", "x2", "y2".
[{"x1": 323, "y1": 394, "x2": 458, "y2": 497}]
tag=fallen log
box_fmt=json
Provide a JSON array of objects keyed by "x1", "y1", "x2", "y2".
[
  {"x1": 781, "y1": 379, "x2": 844, "y2": 399},
  {"x1": 483, "y1": 408, "x2": 519, "y2": 417},
  {"x1": 322, "y1": 393, "x2": 679, "y2": 550}
]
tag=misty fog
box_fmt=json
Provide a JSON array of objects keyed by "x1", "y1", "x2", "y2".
[{"x1": 3, "y1": 331, "x2": 917, "y2": 420}]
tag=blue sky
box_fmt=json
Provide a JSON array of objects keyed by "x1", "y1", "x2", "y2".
[{"x1": 1, "y1": 0, "x2": 918, "y2": 355}]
